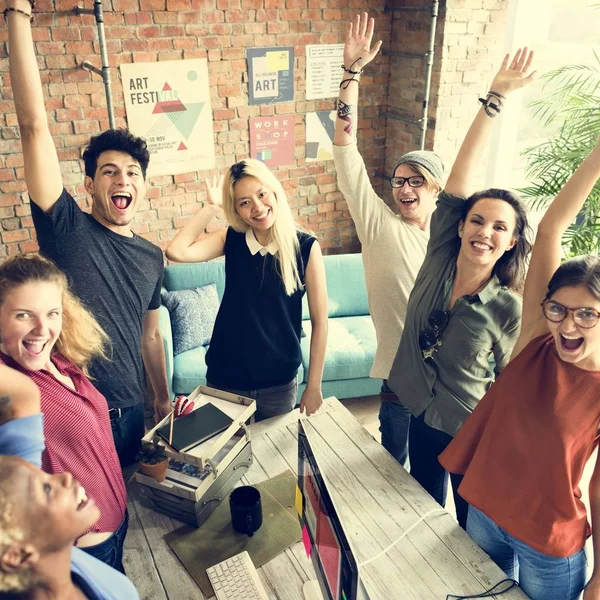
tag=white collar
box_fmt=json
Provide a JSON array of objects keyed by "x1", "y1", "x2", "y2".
[{"x1": 245, "y1": 229, "x2": 279, "y2": 256}]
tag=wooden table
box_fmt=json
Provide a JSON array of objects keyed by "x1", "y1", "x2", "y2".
[{"x1": 124, "y1": 397, "x2": 528, "y2": 600}]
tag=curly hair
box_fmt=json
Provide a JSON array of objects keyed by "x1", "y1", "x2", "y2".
[
  {"x1": 0, "y1": 254, "x2": 109, "y2": 376},
  {"x1": 0, "y1": 457, "x2": 38, "y2": 594},
  {"x1": 82, "y1": 128, "x2": 150, "y2": 179}
]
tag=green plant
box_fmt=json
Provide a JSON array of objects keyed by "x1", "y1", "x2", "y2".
[
  {"x1": 136, "y1": 440, "x2": 167, "y2": 465},
  {"x1": 520, "y1": 50, "x2": 600, "y2": 257}
]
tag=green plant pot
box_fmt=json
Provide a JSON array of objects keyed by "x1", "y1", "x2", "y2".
[{"x1": 139, "y1": 458, "x2": 168, "y2": 483}]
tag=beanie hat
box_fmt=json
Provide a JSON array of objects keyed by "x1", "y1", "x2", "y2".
[{"x1": 392, "y1": 150, "x2": 444, "y2": 183}]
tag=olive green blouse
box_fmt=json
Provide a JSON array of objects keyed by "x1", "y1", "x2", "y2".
[{"x1": 388, "y1": 191, "x2": 522, "y2": 437}]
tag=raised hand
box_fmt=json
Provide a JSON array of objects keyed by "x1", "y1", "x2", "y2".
[
  {"x1": 344, "y1": 12, "x2": 383, "y2": 72},
  {"x1": 205, "y1": 174, "x2": 224, "y2": 207},
  {"x1": 489, "y1": 48, "x2": 536, "y2": 97}
]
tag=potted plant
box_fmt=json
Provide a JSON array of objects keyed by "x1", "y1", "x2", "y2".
[{"x1": 136, "y1": 440, "x2": 168, "y2": 483}]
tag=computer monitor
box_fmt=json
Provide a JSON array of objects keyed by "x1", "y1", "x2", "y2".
[{"x1": 297, "y1": 420, "x2": 369, "y2": 600}]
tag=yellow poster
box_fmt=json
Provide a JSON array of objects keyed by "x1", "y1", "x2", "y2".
[{"x1": 120, "y1": 59, "x2": 215, "y2": 177}]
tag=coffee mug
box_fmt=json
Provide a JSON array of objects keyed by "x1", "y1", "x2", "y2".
[{"x1": 229, "y1": 486, "x2": 262, "y2": 537}]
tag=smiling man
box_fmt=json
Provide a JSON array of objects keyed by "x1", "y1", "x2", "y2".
[
  {"x1": 333, "y1": 13, "x2": 444, "y2": 469},
  {"x1": 6, "y1": 2, "x2": 170, "y2": 466}
]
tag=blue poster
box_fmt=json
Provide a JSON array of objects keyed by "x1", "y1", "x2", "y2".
[{"x1": 247, "y1": 47, "x2": 294, "y2": 105}]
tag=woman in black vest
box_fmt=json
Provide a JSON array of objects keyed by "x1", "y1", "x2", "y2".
[{"x1": 167, "y1": 160, "x2": 328, "y2": 420}]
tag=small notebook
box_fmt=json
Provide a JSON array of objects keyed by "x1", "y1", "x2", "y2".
[{"x1": 156, "y1": 403, "x2": 234, "y2": 452}]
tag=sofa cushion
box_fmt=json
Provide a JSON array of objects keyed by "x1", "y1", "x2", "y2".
[
  {"x1": 161, "y1": 284, "x2": 220, "y2": 356},
  {"x1": 302, "y1": 253, "x2": 369, "y2": 320},
  {"x1": 164, "y1": 261, "x2": 227, "y2": 300},
  {"x1": 301, "y1": 316, "x2": 376, "y2": 382},
  {"x1": 173, "y1": 345, "x2": 209, "y2": 394}
]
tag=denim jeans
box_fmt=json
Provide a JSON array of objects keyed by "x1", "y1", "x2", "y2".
[
  {"x1": 109, "y1": 404, "x2": 145, "y2": 467},
  {"x1": 467, "y1": 505, "x2": 587, "y2": 600},
  {"x1": 81, "y1": 511, "x2": 129, "y2": 573},
  {"x1": 207, "y1": 378, "x2": 297, "y2": 422},
  {"x1": 409, "y1": 411, "x2": 468, "y2": 529},
  {"x1": 378, "y1": 380, "x2": 411, "y2": 470}
]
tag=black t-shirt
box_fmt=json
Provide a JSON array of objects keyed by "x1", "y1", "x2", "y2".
[
  {"x1": 31, "y1": 189, "x2": 164, "y2": 409},
  {"x1": 206, "y1": 228, "x2": 316, "y2": 390}
]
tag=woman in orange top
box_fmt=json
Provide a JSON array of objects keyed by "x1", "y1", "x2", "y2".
[{"x1": 440, "y1": 132, "x2": 600, "y2": 600}]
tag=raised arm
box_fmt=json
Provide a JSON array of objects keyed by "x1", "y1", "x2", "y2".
[
  {"x1": 166, "y1": 175, "x2": 227, "y2": 263},
  {"x1": 512, "y1": 138, "x2": 600, "y2": 357},
  {"x1": 7, "y1": 0, "x2": 63, "y2": 212},
  {"x1": 0, "y1": 365, "x2": 40, "y2": 425},
  {"x1": 445, "y1": 49, "x2": 536, "y2": 199},
  {"x1": 334, "y1": 12, "x2": 382, "y2": 147}
]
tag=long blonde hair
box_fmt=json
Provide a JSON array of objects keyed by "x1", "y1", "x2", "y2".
[
  {"x1": 0, "y1": 254, "x2": 109, "y2": 376},
  {"x1": 223, "y1": 159, "x2": 304, "y2": 295}
]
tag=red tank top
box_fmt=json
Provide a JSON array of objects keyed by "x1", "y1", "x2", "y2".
[{"x1": 440, "y1": 334, "x2": 600, "y2": 557}]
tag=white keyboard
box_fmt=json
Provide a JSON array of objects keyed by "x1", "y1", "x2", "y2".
[{"x1": 206, "y1": 551, "x2": 269, "y2": 600}]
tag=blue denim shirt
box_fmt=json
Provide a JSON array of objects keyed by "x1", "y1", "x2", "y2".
[{"x1": 388, "y1": 192, "x2": 522, "y2": 436}]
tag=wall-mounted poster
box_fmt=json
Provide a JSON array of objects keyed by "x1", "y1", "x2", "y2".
[
  {"x1": 247, "y1": 47, "x2": 294, "y2": 105},
  {"x1": 249, "y1": 116, "x2": 295, "y2": 168},
  {"x1": 120, "y1": 59, "x2": 215, "y2": 177},
  {"x1": 306, "y1": 110, "x2": 335, "y2": 162},
  {"x1": 306, "y1": 44, "x2": 345, "y2": 100}
]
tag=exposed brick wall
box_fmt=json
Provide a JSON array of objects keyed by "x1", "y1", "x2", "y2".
[
  {"x1": 0, "y1": 0, "x2": 390, "y2": 259},
  {"x1": 0, "y1": 0, "x2": 509, "y2": 260},
  {"x1": 382, "y1": 0, "x2": 508, "y2": 204}
]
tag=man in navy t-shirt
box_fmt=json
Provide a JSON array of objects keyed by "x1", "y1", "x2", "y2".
[{"x1": 6, "y1": 5, "x2": 170, "y2": 465}]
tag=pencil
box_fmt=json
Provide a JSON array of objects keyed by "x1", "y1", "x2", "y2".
[{"x1": 168, "y1": 409, "x2": 175, "y2": 446}]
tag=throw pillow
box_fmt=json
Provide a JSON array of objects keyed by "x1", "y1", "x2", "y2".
[{"x1": 161, "y1": 283, "x2": 220, "y2": 356}]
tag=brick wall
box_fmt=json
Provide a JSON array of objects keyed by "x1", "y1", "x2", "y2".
[
  {"x1": 0, "y1": 0, "x2": 509, "y2": 260},
  {"x1": 382, "y1": 0, "x2": 508, "y2": 204}
]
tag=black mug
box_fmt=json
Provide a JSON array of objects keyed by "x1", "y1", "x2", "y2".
[{"x1": 229, "y1": 486, "x2": 262, "y2": 537}]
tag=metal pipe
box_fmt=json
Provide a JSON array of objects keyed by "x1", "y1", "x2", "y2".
[
  {"x1": 378, "y1": 110, "x2": 422, "y2": 126},
  {"x1": 419, "y1": 0, "x2": 439, "y2": 150},
  {"x1": 73, "y1": 0, "x2": 115, "y2": 129}
]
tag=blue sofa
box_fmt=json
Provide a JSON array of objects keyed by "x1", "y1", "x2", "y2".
[{"x1": 159, "y1": 253, "x2": 381, "y2": 400}]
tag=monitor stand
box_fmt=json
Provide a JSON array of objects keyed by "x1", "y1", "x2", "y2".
[{"x1": 303, "y1": 580, "x2": 325, "y2": 600}]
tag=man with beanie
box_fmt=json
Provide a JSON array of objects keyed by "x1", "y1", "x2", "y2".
[{"x1": 333, "y1": 12, "x2": 444, "y2": 469}]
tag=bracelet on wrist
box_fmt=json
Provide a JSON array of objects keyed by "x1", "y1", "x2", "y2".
[
  {"x1": 341, "y1": 64, "x2": 363, "y2": 75},
  {"x1": 3, "y1": 6, "x2": 33, "y2": 21},
  {"x1": 478, "y1": 90, "x2": 504, "y2": 118}
]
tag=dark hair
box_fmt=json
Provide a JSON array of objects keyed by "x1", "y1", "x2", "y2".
[
  {"x1": 461, "y1": 188, "x2": 533, "y2": 291},
  {"x1": 82, "y1": 128, "x2": 150, "y2": 179},
  {"x1": 545, "y1": 255, "x2": 600, "y2": 302}
]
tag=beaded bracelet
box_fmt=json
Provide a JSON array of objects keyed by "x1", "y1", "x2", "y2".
[{"x1": 3, "y1": 6, "x2": 33, "y2": 21}]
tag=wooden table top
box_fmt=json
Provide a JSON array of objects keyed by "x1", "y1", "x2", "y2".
[{"x1": 124, "y1": 397, "x2": 528, "y2": 600}]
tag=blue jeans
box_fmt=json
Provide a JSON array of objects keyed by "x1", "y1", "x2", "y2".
[
  {"x1": 207, "y1": 378, "x2": 297, "y2": 422},
  {"x1": 378, "y1": 380, "x2": 411, "y2": 470},
  {"x1": 467, "y1": 505, "x2": 587, "y2": 600},
  {"x1": 109, "y1": 404, "x2": 145, "y2": 468},
  {"x1": 81, "y1": 511, "x2": 129, "y2": 573}
]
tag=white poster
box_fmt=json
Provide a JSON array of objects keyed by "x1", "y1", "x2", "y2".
[
  {"x1": 120, "y1": 59, "x2": 215, "y2": 177},
  {"x1": 306, "y1": 44, "x2": 344, "y2": 100}
]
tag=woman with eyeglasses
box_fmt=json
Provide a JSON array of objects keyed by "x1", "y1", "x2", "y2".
[
  {"x1": 438, "y1": 136, "x2": 600, "y2": 600},
  {"x1": 387, "y1": 50, "x2": 536, "y2": 529}
]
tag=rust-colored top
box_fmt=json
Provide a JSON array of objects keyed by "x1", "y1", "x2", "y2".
[{"x1": 440, "y1": 334, "x2": 600, "y2": 557}]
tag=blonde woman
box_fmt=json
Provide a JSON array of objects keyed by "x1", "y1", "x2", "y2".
[
  {"x1": 0, "y1": 254, "x2": 128, "y2": 572},
  {"x1": 167, "y1": 160, "x2": 328, "y2": 419}
]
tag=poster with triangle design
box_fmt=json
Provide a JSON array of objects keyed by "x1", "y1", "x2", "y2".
[{"x1": 120, "y1": 59, "x2": 215, "y2": 177}]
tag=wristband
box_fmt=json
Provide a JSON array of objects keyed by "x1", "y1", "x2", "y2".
[{"x1": 3, "y1": 6, "x2": 33, "y2": 20}]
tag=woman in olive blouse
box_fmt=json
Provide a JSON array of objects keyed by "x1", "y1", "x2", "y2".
[{"x1": 387, "y1": 50, "x2": 536, "y2": 528}]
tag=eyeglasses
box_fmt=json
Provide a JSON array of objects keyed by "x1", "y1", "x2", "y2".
[
  {"x1": 419, "y1": 310, "x2": 449, "y2": 359},
  {"x1": 390, "y1": 176, "x2": 425, "y2": 189},
  {"x1": 541, "y1": 300, "x2": 600, "y2": 329}
]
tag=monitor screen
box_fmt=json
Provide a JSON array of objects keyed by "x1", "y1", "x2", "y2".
[{"x1": 298, "y1": 421, "x2": 360, "y2": 600}]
